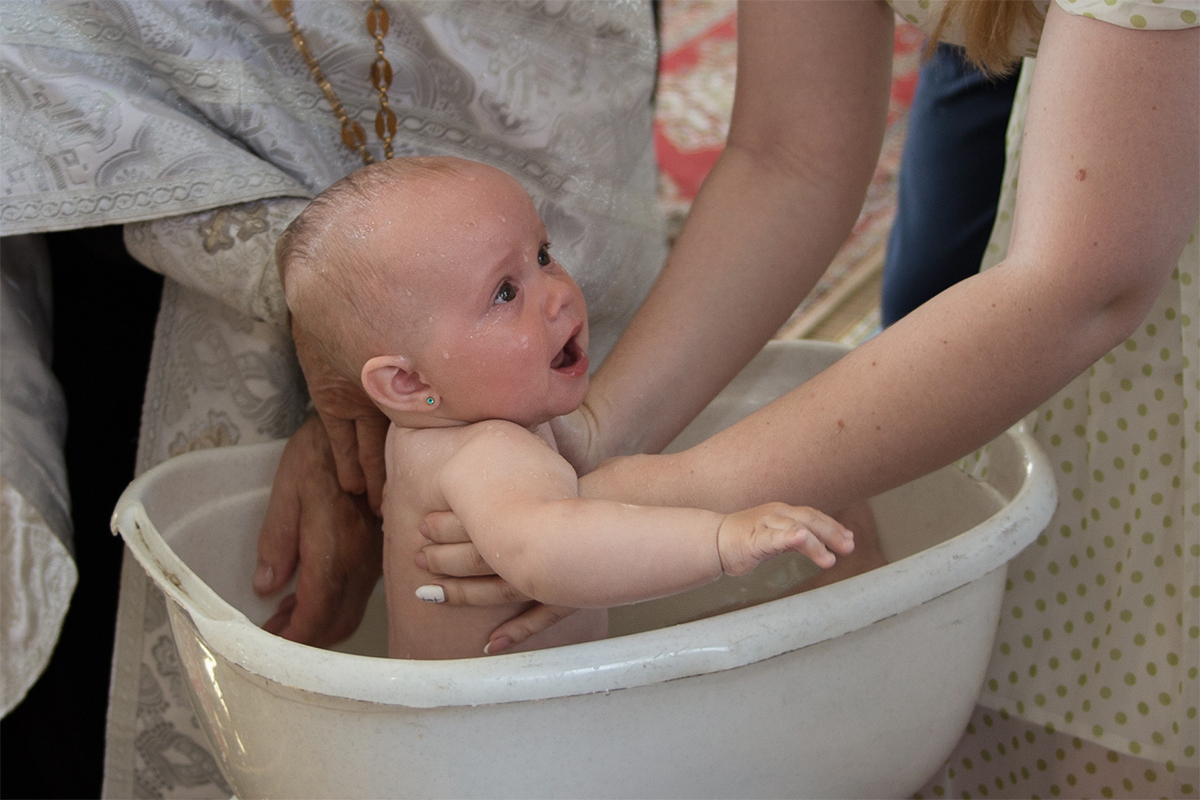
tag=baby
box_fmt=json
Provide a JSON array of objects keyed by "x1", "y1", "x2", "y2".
[{"x1": 277, "y1": 156, "x2": 854, "y2": 659}]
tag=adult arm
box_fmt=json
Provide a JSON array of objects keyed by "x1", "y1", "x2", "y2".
[
  {"x1": 555, "y1": 0, "x2": 895, "y2": 469},
  {"x1": 127, "y1": 201, "x2": 393, "y2": 645},
  {"x1": 417, "y1": 3, "x2": 1197, "y2": 637},
  {"x1": 584, "y1": 2, "x2": 1199, "y2": 514}
]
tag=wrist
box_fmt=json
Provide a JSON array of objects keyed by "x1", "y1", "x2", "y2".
[{"x1": 714, "y1": 513, "x2": 734, "y2": 576}]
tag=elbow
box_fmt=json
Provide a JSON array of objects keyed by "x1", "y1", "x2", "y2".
[
  {"x1": 722, "y1": 128, "x2": 875, "y2": 208},
  {"x1": 486, "y1": 537, "x2": 560, "y2": 605},
  {"x1": 485, "y1": 542, "x2": 541, "y2": 603},
  {"x1": 1040, "y1": 252, "x2": 1178, "y2": 368},
  {"x1": 1088, "y1": 249, "x2": 1182, "y2": 348},
  {"x1": 1097, "y1": 284, "x2": 1160, "y2": 347},
  {"x1": 503, "y1": 564, "x2": 544, "y2": 605}
]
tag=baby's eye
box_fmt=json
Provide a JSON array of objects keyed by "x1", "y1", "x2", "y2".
[
  {"x1": 494, "y1": 280, "x2": 518, "y2": 304},
  {"x1": 537, "y1": 244, "x2": 551, "y2": 267}
]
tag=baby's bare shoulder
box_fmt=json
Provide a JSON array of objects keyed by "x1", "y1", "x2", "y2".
[
  {"x1": 440, "y1": 420, "x2": 577, "y2": 505},
  {"x1": 387, "y1": 425, "x2": 465, "y2": 476},
  {"x1": 391, "y1": 420, "x2": 549, "y2": 466},
  {"x1": 452, "y1": 419, "x2": 560, "y2": 462},
  {"x1": 444, "y1": 420, "x2": 570, "y2": 480}
]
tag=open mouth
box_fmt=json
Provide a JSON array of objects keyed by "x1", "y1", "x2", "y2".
[{"x1": 551, "y1": 329, "x2": 588, "y2": 375}]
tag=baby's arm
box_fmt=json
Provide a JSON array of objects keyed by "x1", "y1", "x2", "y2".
[{"x1": 439, "y1": 423, "x2": 852, "y2": 608}]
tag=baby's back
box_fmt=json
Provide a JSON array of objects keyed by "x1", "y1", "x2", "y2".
[{"x1": 381, "y1": 421, "x2": 607, "y2": 659}]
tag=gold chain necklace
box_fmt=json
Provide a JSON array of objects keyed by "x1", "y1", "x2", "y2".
[{"x1": 272, "y1": 0, "x2": 397, "y2": 163}]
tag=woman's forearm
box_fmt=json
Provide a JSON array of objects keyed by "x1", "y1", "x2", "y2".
[
  {"x1": 582, "y1": 250, "x2": 1167, "y2": 515},
  {"x1": 583, "y1": 5, "x2": 1198, "y2": 515},
  {"x1": 575, "y1": 1, "x2": 895, "y2": 466}
]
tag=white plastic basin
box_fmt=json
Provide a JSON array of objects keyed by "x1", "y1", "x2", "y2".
[{"x1": 112, "y1": 340, "x2": 1057, "y2": 798}]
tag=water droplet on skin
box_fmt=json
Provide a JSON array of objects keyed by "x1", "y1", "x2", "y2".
[{"x1": 443, "y1": 351, "x2": 449, "y2": 359}]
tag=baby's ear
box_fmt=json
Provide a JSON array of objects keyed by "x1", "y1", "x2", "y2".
[{"x1": 361, "y1": 355, "x2": 435, "y2": 413}]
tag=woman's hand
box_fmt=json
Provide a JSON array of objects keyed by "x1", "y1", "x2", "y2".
[
  {"x1": 255, "y1": 416, "x2": 383, "y2": 647},
  {"x1": 417, "y1": 510, "x2": 579, "y2": 654}
]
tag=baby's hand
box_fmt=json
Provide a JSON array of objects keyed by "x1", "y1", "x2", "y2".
[{"x1": 717, "y1": 503, "x2": 854, "y2": 577}]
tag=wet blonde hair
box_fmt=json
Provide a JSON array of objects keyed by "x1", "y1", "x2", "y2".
[
  {"x1": 277, "y1": 156, "x2": 468, "y2": 382},
  {"x1": 928, "y1": 0, "x2": 1046, "y2": 77}
]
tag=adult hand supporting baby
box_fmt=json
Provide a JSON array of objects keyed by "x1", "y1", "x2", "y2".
[
  {"x1": 250, "y1": 322, "x2": 389, "y2": 646},
  {"x1": 255, "y1": 416, "x2": 383, "y2": 647},
  {"x1": 292, "y1": 320, "x2": 390, "y2": 515},
  {"x1": 418, "y1": 510, "x2": 580, "y2": 654}
]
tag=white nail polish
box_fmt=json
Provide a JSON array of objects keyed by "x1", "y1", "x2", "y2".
[{"x1": 415, "y1": 585, "x2": 445, "y2": 603}]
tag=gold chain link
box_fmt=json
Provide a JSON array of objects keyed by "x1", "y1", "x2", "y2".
[
  {"x1": 367, "y1": 0, "x2": 396, "y2": 160},
  {"x1": 272, "y1": 0, "x2": 396, "y2": 164}
]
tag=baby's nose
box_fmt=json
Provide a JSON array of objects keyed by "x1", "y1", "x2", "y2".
[{"x1": 543, "y1": 273, "x2": 575, "y2": 318}]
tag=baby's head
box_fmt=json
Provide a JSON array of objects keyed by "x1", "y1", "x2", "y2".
[{"x1": 278, "y1": 156, "x2": 590, "y2": 429}]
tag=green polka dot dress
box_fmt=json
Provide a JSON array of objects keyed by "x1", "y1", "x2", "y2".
[{"x1": 888, "y1": 0, "x2": 1198, "y2": 796}]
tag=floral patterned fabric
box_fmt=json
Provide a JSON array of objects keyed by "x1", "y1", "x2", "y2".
[{"x1": 2, "y1": 3, "x2": 666, "y2": 797}]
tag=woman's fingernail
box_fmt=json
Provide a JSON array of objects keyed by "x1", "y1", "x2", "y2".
[
  {"x1": 415, "y1": 585, "x2": 445, "y2": 603},
  {"x1": 414, "y1": 552, "x2": 428, "y2": 570},
  {"x1": 483, "y1": 636, "x2": 513, "y2": 655},
  {"x1": 253, "y1": 564, "x2": 274, "y2": 594},
  {"x1": 418, "y1": 521, "x2": 431, "y2": 539}
]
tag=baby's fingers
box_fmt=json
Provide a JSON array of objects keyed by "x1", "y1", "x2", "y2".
[
  {"x1": 765, "y1": 509, "x2": 853, "y2": 570},
  {"x1": 776, "y1": 521, "x2": 836, "y2": 569},
  {"x1": 720, "y1": 503, "x2": 854, "y2": 576},
  {"x1": 756, "y1": 516, "x2": 831, "y2": 570},
  {"x1": 788, "y1": 507, "x2": 855, "y2": 557}
]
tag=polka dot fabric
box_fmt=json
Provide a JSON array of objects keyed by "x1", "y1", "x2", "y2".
[
  {"x1": 888, "y1": 0, "x2": 1199, "y2": 40},
  {"x1": 915, "y1": 707, "x2": 1198, "y2": 799},
  {"x1": 889, "y1": 0, "x2": 1198, "y2": 796},
  {"x1": 990, "y1": 251, "x2": 1199, "y2": 767},
  {"x1": 886, "y1": 0, "x2": 1051, "y2": 59},
  {"x1": 1062, "y1": 0, "x2": 1200, "y2": 29}
]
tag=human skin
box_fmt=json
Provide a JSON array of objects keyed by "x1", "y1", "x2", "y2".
[
  {"x1": 282, "y1": 160, "x2": 854, "y2": 658},
  {"x1": 256, "y1": 415, "x2": 383, "y2": 647},
  {"x1": 417, "y1": 1, "x2": 1197, "y2": 648},
  {"x1": 258, "y1": 1, "x2": 1197, "y2": 646},
  {"x1": 385, "y1": 417, "x2": 850, "y2": 658},
  {"x1": 553, "y1": 1, "x2": 1198, "y2": 514}
]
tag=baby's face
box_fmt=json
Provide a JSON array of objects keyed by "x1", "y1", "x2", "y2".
[{"x1": 375, "y1": 165, "x2": 589, "y2": 427}]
